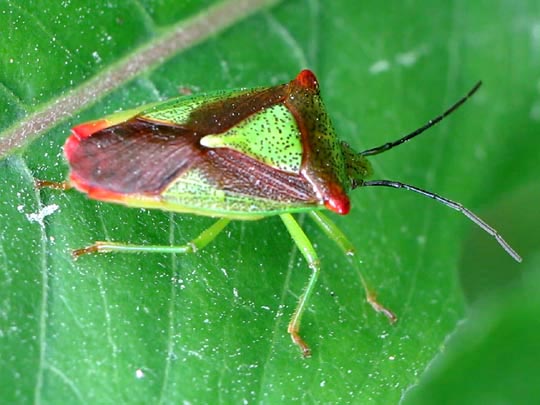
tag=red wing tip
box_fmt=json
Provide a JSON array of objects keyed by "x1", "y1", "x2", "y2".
[
  {"x1": 68, "y1": 172, "x2": 127, "y2": 202},
  {"x1": 71, "y1": 119, "x2": 111, "y2": 140},
  {"x1": 63, "y1": 135, "x2": 78, "y2": 162},
  {"x1": 68, "y1": 172, "x2": 92, "y2": 195},
  {"x1": 295, "y1": 70, "x2": 319, "y2": 91},
  {"x1": 65, "y1": 119, "x2": 111, "y2": 162}
]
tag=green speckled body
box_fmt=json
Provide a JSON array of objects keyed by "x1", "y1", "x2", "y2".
[{"x1": 200, "y1": 104, "x2": 303, "y2": 174}]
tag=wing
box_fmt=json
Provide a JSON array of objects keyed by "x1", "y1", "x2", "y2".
[{"x1": 66, "y1": 117, "x2": 205, "y2": 196}]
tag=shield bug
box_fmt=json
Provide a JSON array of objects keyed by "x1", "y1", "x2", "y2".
[{"x1": 53, "y1": 70, "x2": 521, "y2": 357}]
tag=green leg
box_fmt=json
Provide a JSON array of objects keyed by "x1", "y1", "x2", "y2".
[
  {"x1": 308, "y1": 211, "x2": 396, "y2": 323},
  {"x1": 73, "y1": 218, "x2": 231, "y2": 258},
  {"x1": 280, "y1": 213, "x2": 320, "y2": 357}
]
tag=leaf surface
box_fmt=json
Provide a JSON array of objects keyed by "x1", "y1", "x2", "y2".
[{"x1": 1, "y1": 0, "x2": 538, "y2": 403}]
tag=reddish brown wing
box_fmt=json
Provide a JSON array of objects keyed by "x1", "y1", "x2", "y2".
[
  {"x1": 67, "y1": 118, "x2": 204, "y2": 194},
  {"x1": 202, "y1": 148, "x2": 317, "y2": 204}
]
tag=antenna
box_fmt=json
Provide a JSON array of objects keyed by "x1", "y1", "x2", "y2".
[
  {"x1": 360, "y1": 81, "x2": 482, "y2": 157},
  {"x1": 362, "y1": 180, "x2": 522, "y2": 262}
]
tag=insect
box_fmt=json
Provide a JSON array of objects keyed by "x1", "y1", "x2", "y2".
[{"x1": 47, "y1": 70, "x2": 521, "y2": 357}]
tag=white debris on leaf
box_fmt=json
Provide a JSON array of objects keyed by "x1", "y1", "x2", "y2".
[
  {"x1": 396, "y1": 45, "x2": 428, "y2": 67},
  {"x1": 92, "y1": 51, "x2": 102, "y2": 64},
  {"x1": 26, "y1": 204, "x2": 59, "y2": 227},
  {"x1": 369, "y1": 59, "x2": 390, "y2": 75},
  {"x1": 369, "y1": 45, "x2": 429, "y2": 74},
  {"x1": 396, "y1": 51, "x2": 419, "y2": 67}
]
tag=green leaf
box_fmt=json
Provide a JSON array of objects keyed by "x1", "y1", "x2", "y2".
[
  {"x1": 403, "y1": 259, "x2": 540, "y2": 405},
  {"x1": 1, "y1": 0, "x2": 538, "y2": 403}
]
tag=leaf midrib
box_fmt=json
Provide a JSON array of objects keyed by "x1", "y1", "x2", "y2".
[{"x1": 0, "y1": 0, "x2": 280, "y2": 158}]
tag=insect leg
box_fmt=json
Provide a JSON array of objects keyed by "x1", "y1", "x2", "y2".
[
  {"x1": 280, "y1": 213, "x2": 320, "y2": 358},
  {"x1": 308, "y1": 211, "x2": 397, "y2": 323},
  {"x1": 35, "y1": 179, "x2": 72, "y2": 190},
  {"x1": 72, "y1": 217, "x2": 231, "y2": 258}
]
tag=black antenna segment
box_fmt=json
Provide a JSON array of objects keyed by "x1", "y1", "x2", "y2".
[
  {"x1": 363, "y1": 180, "x2": 522, "y2": 262},
  {"x1": 360, "y1": 81, "x2": 482, "y2": 157}
]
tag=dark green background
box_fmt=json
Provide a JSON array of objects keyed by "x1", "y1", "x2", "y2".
[{"x1": 1, "y1": 1, "x2": 538, "y2": 403}]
